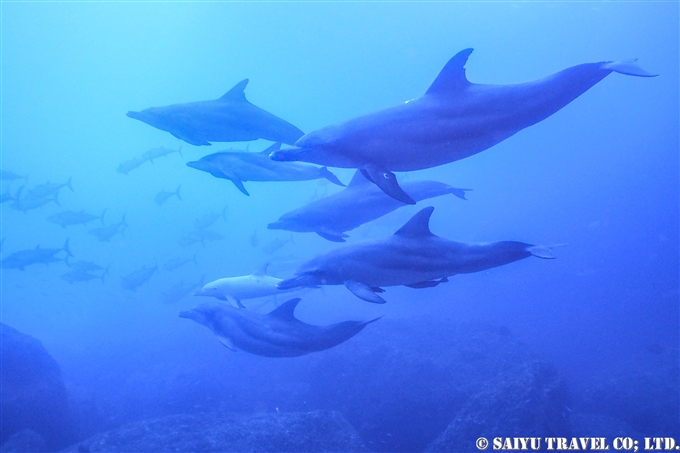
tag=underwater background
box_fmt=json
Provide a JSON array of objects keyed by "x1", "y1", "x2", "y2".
[{"x1": 1, "y1": 2, "x2": 678, "y2": 452}]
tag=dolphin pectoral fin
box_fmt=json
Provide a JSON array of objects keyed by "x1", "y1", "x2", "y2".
[
  {"x1": 315, "y1": 230, "x2": 347, "y2": 242},
  {"x1": 363, "y1": 165, "x2": 415, "y2": 205},
  {"x1": 215, "y1": 334, "x2": 237, "y2": 352},
  {"x1": 320, "y1": 167, "x2": 345, "y2": 187},
  {"x1": 527, "y1": 243, "x2": 567, "y2": 259},
  {"x1": 603, "y1": 60, "x2": 658, "y2": 77},
  {"x1": 171, "y1": 132, "x2": 211, "y2": 147},
  {"x1": 344, "y1": 280, "x2": 386, "y2": 304},
  {"x1": 229, "y1": 178, "x2": 250, "y2": 196},
  {"x1": 449, "y1": 188, "x2": 472, "y2": 200},
  {"x1": 225, "y1": 296, "x2": 245, "y2": 308}
]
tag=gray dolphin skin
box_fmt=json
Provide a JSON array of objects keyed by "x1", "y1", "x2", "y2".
[
  {"x1": 179, "y1": 298, "x2": 380, "y2": 357},
  {"x1": 127, "y1": 79, "x2": 304, "y2": 146},
  {"x1": 278, "y1": 207, "x2": 562, "y2": 303},
  {"x1": 268, "y1": 170, "x2": 469, "y2": 242},
  {"x1": 271, "y1": 49, "x2": 657, "y2": 204},
  {"x1": 186, "y1": 143, "x2": 344, "y2": 196}
]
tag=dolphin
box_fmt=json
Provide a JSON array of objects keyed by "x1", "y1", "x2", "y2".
[
  {"x1": 268, "y1": 170, "x2": 469, "y2": 242},
  {"x1": 186, "y1": 143, "x2": 344, "y2": 196},
  {"x1": 127, "y1": 79, "x2": 304, "y2": 146},
  {"x1": 194, "y1": 263, "x2": 299, "y2": 309},
  {"x1": 271, "y1": 49, "x2": 657, "y2": 204},
  {"x1": 278, "y1": 207, "x2": 562, "y2": 303},
  {"x1": 179, "y1": 297, "x2": 380, "y2": 357}
]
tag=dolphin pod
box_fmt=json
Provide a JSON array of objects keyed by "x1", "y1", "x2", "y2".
[
  {"x1": 179, "y1": 297, "x2": 380, "y2": 357},
  {"x1": 278, "y1": 207, "x2": 564, "y2": 304},
  {"x1": 270, "y1": 49, "x2": 657, "y2": 203}
]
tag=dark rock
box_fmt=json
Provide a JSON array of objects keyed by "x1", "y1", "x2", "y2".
[
  {"x1": 0, "y1": 429, "x2": 47, "y2": 453},
  {"x1": 0, "y1": 323, "x2": 74, "y2": 450},
  {"x1": 570, "y1": 413, "x2": 643, "y2": 439},
  {"x1": 63, "y1": 410, "x2": 368, "y2": 452},
  {"x1": 575, "y1": 347, "x2": 679, "y2": 437},
  {"x1": 305, "y1": 317, "x2": 555, "y2": 452},
  {"x1": 426, "y1": 361, "x2": 572, "y2": 452}
]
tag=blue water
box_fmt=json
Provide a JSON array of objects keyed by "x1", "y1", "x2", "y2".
[{"x1": 1, "y1": 2, "x2": 678, "y2": 452}]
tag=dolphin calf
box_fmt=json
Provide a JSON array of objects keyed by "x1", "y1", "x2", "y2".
[
  {"x1": 194, "y1": 263, "x2": 298, "y2": 308},
  {"x1": 186, "y1": 143, "x2": 344, "y2": 196},
  {"x1": 271, "y1": 49, "x2": 657, "y2": 204},
  {"x1": 179, "y1": 298, "x2": 380, "y2": 357},
  {"x1": 278, "y1": 207, "x2": 562, "y2": 303},
  {"x1": 127, "y1": 79, "x2": 304, "y2": 146},
  {"x1": 268, "y1": 170, "x2": 469, "y2": 242}
]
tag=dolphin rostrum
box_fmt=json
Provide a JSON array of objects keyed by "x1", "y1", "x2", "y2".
[
  {"x1": 268, "y1": 170, "x2": 469, "y2": 242},
  {"x1": 186, "y1": 143, "x2": 344, "y2": 196},
  {"x1": 179, "y1": 298, "x2": 380, "y2": 357},
  {"x1": 271, "y1": 49, "x2": 657, "y2": 204},
  {"x1": 127, "y1": 79, "x2": 304, "y2": 146},
  {"x1": 194, "y1": 263, "x2": 299, "y2": 308},
  {"x1": 278, "y1": 207, "x2": 563, "y2": 303}
]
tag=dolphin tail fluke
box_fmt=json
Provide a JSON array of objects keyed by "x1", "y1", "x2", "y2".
[
  {"x1": 362, "y1": 166, "x2": 415, "y2": 205},
  {"x1": 63, "y1": 238, "x2": 73, "y2": 258},
  {"x1": 528, "y1": 243, "x2": 568, "y2": 259},
  {"x1": 604, "y1": 60, "x2": 658, "y2": 77},
  {"x1": 344, "y1": 280, "x2": 387, "y2": 304},
  {"x1": 175, "y1": 185, "x2": 182, "y2": 201},
  {"x1": 320, "y1": 167, "x2": 345, "y2": 187},
  {"x1": 449, "y1": 187, "x2": 472, "y2": 200},
  {"x1": 177, "y1": 145, "x2": 183, "y2": 158}
]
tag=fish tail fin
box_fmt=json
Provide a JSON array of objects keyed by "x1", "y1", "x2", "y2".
[
  {"x1": 527, "y1": 243, "x2": 568, "y2": 259},
  {"x1": 121, "y1": 213, "x2": 128, "y2": 229},
  {"x1": 66, "y1": 177, "x2": 74, "y2": 192},
  {"x1": 100, "y1": 209, "x2": 107, "y2": 226},
  {"x1": 53, "y1": 191, "x2": 61, "y2": 206},
  {"x1": 100, "y1": 267, "x2": 109, "y2": 283},
  {"x1": 177, "y1": 145, "x2": 183, "y2": 158},
  {"x1": 221, "y1": 205, "x2": 228, "y2": 220},
  {"x1": 175, "y1": 185, "x2": 182, "y2": 201},
  {"x1": 603, "y1": 59, "x2": 658, "y2": 77},
  {"x1": 320, "y1": 167, "x2": 345, "y2": 187},
  {"x1": 449, "y1": 187, "x2": 472, "y2": 200},
  {"x1": 63, "y1": 238, "x2": 74, "y2": 258}
]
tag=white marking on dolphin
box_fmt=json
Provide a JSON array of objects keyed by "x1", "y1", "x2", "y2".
[
  {"x1": 194, "y1": 263, "x2": 302, "y2": 308},
  {"x1": 186, "y1": 143, "x2": 344, "y2": 196},
  {"x1": 127, "y1": 79, "x2": 304, "y2": 146},
  {"x1": 179, "y1": 298, "x2": 380, "y2": 357},
  {"x1": 277, "y1": 206, "x2": 565, "y2": 303},
  {"x1": 268, "y1": 170, "x2": 469, "y2": 242},
  {"x1": 271, "y1": 49, "x2": 657, "y2": 203}
]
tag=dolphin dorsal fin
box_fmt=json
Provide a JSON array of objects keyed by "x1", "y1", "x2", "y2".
[
  {"x1": 269, "y1": 298, "x2": 301, "y2": 320},
  {"x1": 347, "y1": 170, "x2": 372, "y2": 188},
  {"x1": 220, "y1": 79, "x2": 249, "y2": 102},
  {"x1": 252, "y1": 262, "x2": 269, "y2": 276},
  {"x1": 426, "y1": 48, "x2": 474, "y2": 96},
  {"x1": 260, "y1": 142, "x2": 281, "y2": 154},
  {"x1": 394, "y1": 206, "x2": 435, "y2": 238}
]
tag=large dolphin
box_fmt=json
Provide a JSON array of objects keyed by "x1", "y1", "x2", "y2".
[
  {"x1": 194, "y1": 263, "x2": 300, "y2": 308},
  {"x1": 268, "y1": 170, "x2": 469, "y2": 242},
  {"x1": 186, "y1": 143, "x2": 344, "y2": 196},
  {"x1": 271, "y1": 49, "x2": 657, "y2": 204},
  {"x1": 127, "y1": 79, "x2": 304, "y2": 146},
  {"x1": 278, "y1": 207, "x2": 562, "y2": 303},
  {"x1": 179, "y1": 298, "x2": 380, "y2": 357}
]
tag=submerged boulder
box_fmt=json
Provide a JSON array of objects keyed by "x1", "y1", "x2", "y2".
[
  {"x1": 426, "y1": 361, "x2": 572, "y2": 452},
  {"x1": 0, "y1": 323, "x2": 73, "y2": 450},
  {"x1": 65, "y1": 410, "x2": 368, "y2": 452}
]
